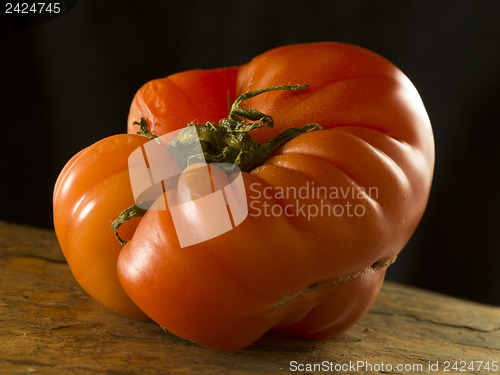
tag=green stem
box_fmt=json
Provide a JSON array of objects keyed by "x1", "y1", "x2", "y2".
[
  {"x1": 169, "y1": 84, "x2": 322, "y2": 172},
  {"x1": 114, "y1": 84, "x2": 322, "y2": 244},
  {"x1": 133, "y1": 118, "x2": 157, "y2": 139},
  {"x1": 112, "y1": 203, "x2": 150, "y2": 245},
  {"x1": 228, "y1": 84, "x2": 308, "y2": 124}
]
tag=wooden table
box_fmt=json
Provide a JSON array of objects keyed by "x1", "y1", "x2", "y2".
[{"x1": 1, "y1": 221, "x2": 499, "y2": 374}]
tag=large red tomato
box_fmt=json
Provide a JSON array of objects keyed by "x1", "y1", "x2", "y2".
[
  {"x1": 54, "y1": 42, "x2": 434, "y2": 351},
  {"x1": 119, "y1": 42, "x2": 434, "y2": 350}
]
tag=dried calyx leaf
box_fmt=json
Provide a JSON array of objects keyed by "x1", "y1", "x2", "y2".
[{"x1": 113, "y1": 84, "x2": 322, "y2": 244}]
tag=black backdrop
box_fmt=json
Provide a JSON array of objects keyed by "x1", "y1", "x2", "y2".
[{"x1": 1, "y1": 0, "x2": 499, "y2": 305}]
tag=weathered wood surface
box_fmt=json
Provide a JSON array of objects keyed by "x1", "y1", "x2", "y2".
[{"x1": 1, "y1": 220, "x2": 499, "y2": 374}]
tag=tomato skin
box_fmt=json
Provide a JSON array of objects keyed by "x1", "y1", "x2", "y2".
[
  {"x1": 118, "y1": 42, "x2": 434, "y2": 351},
  {"x1": 118, "y1": 197, "x2": 388, "y2": 350},
  {"x1": 53, "y1": 135, "x2": 149, "y2": 319},
  {"x1": 128, "y1": 67, "x2": 239, "y2": 136},
  {"x1": 55, "y1": 42, "x2": 434, "y2": 351}
]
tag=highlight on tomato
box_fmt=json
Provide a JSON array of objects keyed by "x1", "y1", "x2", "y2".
[{"x1": 53, "y1": 41, "x2": 434, "y2": 351}]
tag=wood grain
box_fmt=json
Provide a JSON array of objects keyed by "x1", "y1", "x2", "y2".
[{"x1": 1, "y1": 221, "x2": 499, "y2": 374}]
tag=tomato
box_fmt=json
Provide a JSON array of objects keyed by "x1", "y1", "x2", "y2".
[
  {"x1": 53, "y1": 134, "x2": 149, "y2": 319},
  {"x1": 128, "y1": 67, "x2": 239, "y2": 137},
  {"x1": 54, "y1": 42, "x2": 434, "y2": 351}
]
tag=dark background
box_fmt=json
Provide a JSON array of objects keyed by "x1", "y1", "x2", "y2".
[{"x1": 1, "y1": 0, "x2": 499, "y2": 305}]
